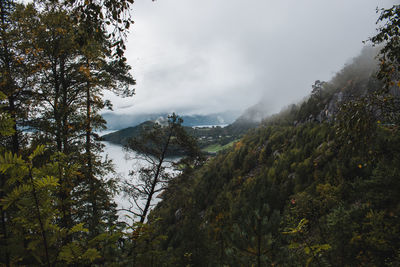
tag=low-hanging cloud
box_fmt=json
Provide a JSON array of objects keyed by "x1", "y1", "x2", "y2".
[{"x1": 104, "y1": 0, "x2": 397, "y2": 118}]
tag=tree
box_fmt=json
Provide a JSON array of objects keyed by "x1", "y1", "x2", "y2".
[
  {"x1": 0, "y1": 0, "x2": 34, "y2": 154},
  {"x1": 370, "y1": 5, "x2": 400, "y2": 125},
  {"x1": 0, "y1": 146, "x2": 107, "y2": 266},
  {"x1": 1, "y1": 3, "x2": 35, "y2": 264},
  {"x1": 224, "y1": 175, "x2": 282, "y2": 267},
  {"x1": 16, "y1": 1, "x2": 135, "y2": 238},
  {"x1": 121, "y1": 114, "x2": 203, "y2": 265},
  {"x1": 0, "y1": 0, "x2": 137, "y2": 264},
  {"x1": 370, "y1": 5, "x2": 400, "y2": 90},
  {"x1": 77, "y1": 22, "x2": 135, "y2": 237},
  {"x1": 0, "y1": 91, "x2": 14, "y2": 138},
  {"x1": 0, "y1": 3, "x2": 134, "y2": 264},
  {"x1": 0, "y1": 90, "x2": 15, "y2": 267},
  {"x1": 63, "y1": 0, "x2": 135, "y2": 58},
  {"x1": 123, "y1": 114, "x2": 203, "y2": 224}
]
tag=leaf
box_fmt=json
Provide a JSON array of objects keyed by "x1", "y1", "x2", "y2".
[
  {"x1": 69, "y1": 223, "x2": 89, "y2": 234},
  {"x1": 316, "y1": 244, "x2": 331, "y2": 252},
  {"x1": 306, "y1": 257, "x2": 313, "y2": 267},
  {"x1": 82, "y1": 248, "x2": 100, "y2": 262},
  {"x1": 33, "y1": 176, "x2": 59, "y2": 189},
  {"x1": 27, "y1": 239, "x2": 41, "y2": 252},
  {"x1": 1, "y1": 184, "x2": 32, "y2": 210},
  {"x1": 28, "y1": 145, "x2": 46, "y2": 161},
  {"x1": 0, "y1": 152, "x2": 25, "y2": 173},
  {"x1": 282, "y1": 218, "x2": 309, "y2": 235},
  {"x1": 288, "y1": 242, "x2": 301, "y2": 249},
  {"x1": 58, "y1": 242, "x2": 83, "y2": 264}
]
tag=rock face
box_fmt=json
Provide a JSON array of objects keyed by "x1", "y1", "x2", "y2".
[
  {"x1": 319, "y1": 91, "x2": 344, "y2": 123},
  {"x1": 175, "y1": 208, "x2": 183, "y2": 221},
  {"x1": 219, "y1": 48, "x2": 382, "y2": 127}
]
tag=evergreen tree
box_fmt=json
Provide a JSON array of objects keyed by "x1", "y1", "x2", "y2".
[
  {"x1": 123, "y1": 114, "x2": 202, "y2": 224},
  {"x1": 1, "y1": 1, "x2": 135, "y2": 264},
  {"x1": 0, "y1": 90, "x2": 14, "y2": 267},
  {"x1": 122, "y1": 114, "x2": 204, "y2": 265}
]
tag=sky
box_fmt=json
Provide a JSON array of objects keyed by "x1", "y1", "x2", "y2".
[{"x1": 103, "y1": 0, "x2": 397, "y2": 117}]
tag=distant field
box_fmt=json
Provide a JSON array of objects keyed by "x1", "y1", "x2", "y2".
[{"x1": 202, "y1": 140, "x2": 238, "y2": 153}]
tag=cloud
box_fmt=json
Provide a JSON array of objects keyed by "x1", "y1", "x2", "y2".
[{"x1": 104, "y1": 0, "x2": 397, "y2": 117}]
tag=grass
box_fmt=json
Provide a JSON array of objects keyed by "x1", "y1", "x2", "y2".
[{"x1": 202, "y1": 140, "x2": 238, "y2": 153}]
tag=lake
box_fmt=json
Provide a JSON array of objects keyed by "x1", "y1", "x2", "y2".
[
  {"x1": 100, "y1": 125, "x2": 223, "y2": 222},
  {"x1": 101, "y1": 141, "x2": 139, "y2": 223},
  {"x1": 101, "y1": 139, "x2": 179, "y2": 223}
]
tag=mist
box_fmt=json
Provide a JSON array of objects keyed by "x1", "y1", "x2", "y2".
[{"x1": 104, "y1": 0, "x2": 397, "y2": 120}]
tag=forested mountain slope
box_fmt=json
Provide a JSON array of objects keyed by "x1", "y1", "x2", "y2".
[
  {"x1": 102, "y1": 117, "x2": 257, "y2": 154},
  {"x1": 102, "y1": 112, "x2": 239, "y2": 130},
  {"x1": 139, "y1": 45, "x2": 400, "y2": 266},
  {"x1": 1, "y1": 1, "x2": 399, "y2": 266}
]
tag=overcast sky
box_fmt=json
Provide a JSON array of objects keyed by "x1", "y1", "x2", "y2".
[{"x1": 103, "y1": 0, "x2": 397, "y2": 117}]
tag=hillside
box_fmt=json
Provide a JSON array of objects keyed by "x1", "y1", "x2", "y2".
[
  {"x1": 3, "y1": 2, "x2": 400, "y2": 266},
  {"x1": 101, "y1": 120, "x2": 154, "y2": 145},
  {"x1": 102, "y1": 116, "x2": 257, "y2": 154},
  {"x1": 102, "y1": 111, "x2": 240, "y2": 130},
  {"x1": 131, "y1": 46, "x2": 400, "y2": 266}
]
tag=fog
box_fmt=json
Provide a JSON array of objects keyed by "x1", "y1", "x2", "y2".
[
  {"x1": 102, "y1": 141, "x2": 179, "y2": 222},
  {"x1": 103, "y1": 0, "x2": 397, "y2": 119},
  {"x1": 102, "y1": 141, "x2": 136, "y2": 221}
]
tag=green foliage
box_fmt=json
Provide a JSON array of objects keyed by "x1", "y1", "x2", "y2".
[
  {"x1": 102, "y1": 119, "x2": 249, "y2": 156},
  {"x1": 201, "y1": 139, "x2": 238, "y2": 153},
  {"x1": 284, "y1": 218, "x2": 332, "y2": 266},
  {"x1": 1, "y1": 148, "x2": 75, "y2": 265},
  {"x1": 370, "y1": 5, "x2": 400, "y2": 88},
  {"x1": 141, "y1": 18, "x2": 400, "y2": 264},
  {"x1": 1, "y1": 2, "x2": 400, "y2": 266},
  {"x1": 0, "y1": 147, "x2": 126, "y2": 266},
  {"x1": 123, "y1": 114, "x2": 204, "y2": 225},
  {"x1": 0, "y1": 91, "x2": 14, "y2": 138},
  {"x1": 0, "y1": 2, "x2": 131, "y2": 264}
]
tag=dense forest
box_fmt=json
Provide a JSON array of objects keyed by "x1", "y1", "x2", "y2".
[
  {"x1": 101, "y1": 118, "x2": 256, "y2": 155},
  {"x1": 1, "y1": 1, "x2": 400, "y2": 266},
  {"x1": 143, "y1": 43, "x2": 400, "y2": 266}
]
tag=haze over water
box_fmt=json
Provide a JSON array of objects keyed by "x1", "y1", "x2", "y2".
[{"x1": 101, "y1": 139, "x2": 180, "y2": 222}]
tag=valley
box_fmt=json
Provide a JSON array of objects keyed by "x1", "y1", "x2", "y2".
[
  {"x1": 1, "y1": 1, "x2": 399, "y2": 266},
  {"x1": 101, "y1": 117, "x2": 258, "y2": 155}
]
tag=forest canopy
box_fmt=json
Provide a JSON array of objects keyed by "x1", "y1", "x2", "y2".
[{"x1": 0, "y1": 1, "x2": 400, "y2": 266}]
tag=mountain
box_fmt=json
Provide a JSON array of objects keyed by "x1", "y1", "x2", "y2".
[
  {"x1": 102, "y1": 111, "x2": 240, "y2": 130},
  {"x1": 100, "y1": 120, "x2": 154, "y2": 145},
  {"x1": 130, "y1": 46, "x2": 400, "y2": 265},
  {"x1": 101, "y1": 107, "x2": 262, "y2": 155},
  {"x1": 101, "y1": 117, "x2": 255, "y2": 155}
]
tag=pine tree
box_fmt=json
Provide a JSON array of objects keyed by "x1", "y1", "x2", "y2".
[
  {"x1": 0, "y1": 90, "x2": 15, "y2": 267},
  {"x1": 0, "y1": 0, "x2": 30, "y2": 154},
  {"x1": 123, "y1": 114, "x2": 201, "y2": 224},
  {"x1": 0, "y1": 0, "x2": 136, "y2": 264}
]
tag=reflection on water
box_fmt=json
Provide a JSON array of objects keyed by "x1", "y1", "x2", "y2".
[
  {"x1": 101, "y1": 141, "x2": 178, "y2": 223},
  {"x1": 101, "y1": 141, "x2": 136, "y2": 222},
  {"x1": 102, "y1": 141, "x2": 133, "y2": 178}
]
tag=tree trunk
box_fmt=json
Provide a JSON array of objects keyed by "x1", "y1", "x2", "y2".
[
  {"x1": 0, "y1": 180, "x2": 10, "y2": 267},
  {"x1": 29, "y1": 168, "x2": 51, "y2": 267},
  {"x1": 140, "y1": 128, "x2": 173, "y2": 223},
  {"x1": 1, "y1": 3, "x2": 16, "y2": 265},
  {"x1": 85, "y1": 59, "x2": 99, "y2": 236}
]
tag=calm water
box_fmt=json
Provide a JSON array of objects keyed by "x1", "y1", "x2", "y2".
[
  {"x1": 101, "y1": 141, "x2": 139, "y2": 222},
  {"x1": 101, "y1": 140, "x2": 178, "y2": 223}
]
